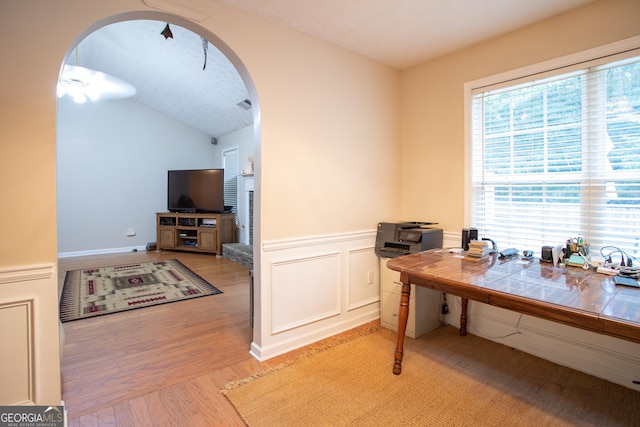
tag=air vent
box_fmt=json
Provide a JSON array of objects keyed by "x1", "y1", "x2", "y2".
[{"x1": 237, "y1": 99, "x2": 252, "y2": 110}]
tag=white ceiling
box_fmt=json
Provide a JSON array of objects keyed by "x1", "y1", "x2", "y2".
[
  {"x1": 67, "y1": 0, "x2": 593, "y2": 138},
  {"x1": 71, "y1": 20, "x2": 252, "y2": 138},
  {"x1": 215, "y1": 0, "x2": 594, "y2": 70}
]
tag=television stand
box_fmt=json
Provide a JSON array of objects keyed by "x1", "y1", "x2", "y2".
[{"x1": 156, "y1": 212, "x2": 235, "y2": 255}]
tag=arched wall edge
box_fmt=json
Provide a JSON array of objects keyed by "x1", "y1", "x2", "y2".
[{"x1": 55, "y1": 10, "x2": 263, "y2": 349}]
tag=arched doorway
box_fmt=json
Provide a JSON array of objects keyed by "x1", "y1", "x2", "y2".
[
  {"x1": 57, "y1": 14, "x2": 258, "y2": 255},
  {"x1": 55, "y1": 8, "x2": 261, "y2": 384}
]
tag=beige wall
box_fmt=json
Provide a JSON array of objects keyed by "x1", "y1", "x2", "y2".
[
  {"x1": 0, "y1": 0, "x2": 400, "y2": 266},
  {"x1": 0, "y1": 0, "x2": 400, "y2": 403},
  {"x1": 399, "y1": 0, "x2": 640, "y2": 232},
  {"x1": 4, "y1": 0, "x2": 639, "y2": 404}
]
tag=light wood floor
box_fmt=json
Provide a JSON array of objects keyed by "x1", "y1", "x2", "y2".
[{"x1": 59, "y1": 251, "x2": 361, "y2": 426}]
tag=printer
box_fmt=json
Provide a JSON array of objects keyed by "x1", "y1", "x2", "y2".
[{"x1": 375, "y1": 221, "x2": 443, "y2": 258}]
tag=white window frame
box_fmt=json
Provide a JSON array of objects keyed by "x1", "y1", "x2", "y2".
[{"x1": 463, "y1": 36, "x2": 640, "y2": 234}]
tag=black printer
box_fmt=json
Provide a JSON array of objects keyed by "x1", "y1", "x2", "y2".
[{"x1": 375, "y1": 221, "x2": 443, "y2": 258}]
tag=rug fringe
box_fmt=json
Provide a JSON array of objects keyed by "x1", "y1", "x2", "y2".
[{"x1": 220, "y1": 322, "x2": 384, "y2": 394}]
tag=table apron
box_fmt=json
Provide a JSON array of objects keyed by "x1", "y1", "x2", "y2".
[
  {"x1": 407, "y1": 276, "x2": 490, "y2": 304},
  {"x1": 488, "y1": 293, "x2": 603, "y2": 334},
  {"x1": 406, "y1": 274, "x2": 640, "y2": 344}
]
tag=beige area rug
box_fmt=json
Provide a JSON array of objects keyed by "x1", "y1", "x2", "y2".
[
  {"x1": 59, "y1": 259, "x2": 222, "y2": 322},
  {"x1": 222, "y1": 326, "x2": 640, "y2": 426}
]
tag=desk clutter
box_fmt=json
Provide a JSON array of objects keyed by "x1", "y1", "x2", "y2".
[
  {"x1": 466, "y1": 240, "x2": 493, "y2": 258},
  {"x1": 546, "y1": 239, "x2": 638, "y2": 285},
  {"x1": 459, "y1": 230, "x2": 639, "y2": 286}
]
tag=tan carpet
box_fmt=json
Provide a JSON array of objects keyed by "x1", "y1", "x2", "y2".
[{"x1": 222, "y1": 326, "x2": 639, "y2": 426}]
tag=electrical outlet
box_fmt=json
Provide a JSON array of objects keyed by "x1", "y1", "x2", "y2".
[
  {"x1": 126, "y1": 227, "x2": 136, "y2": 237},
  {"x1": 367, "y1": 271, "x2": 374, "y2": 285}
]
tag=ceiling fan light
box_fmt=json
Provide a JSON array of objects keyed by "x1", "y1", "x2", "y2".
[{"x1": 58, "y1": 65, "x2": 136, "y2": 103}]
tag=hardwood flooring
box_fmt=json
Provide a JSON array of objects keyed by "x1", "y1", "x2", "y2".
[{"x1": 59, "y1": 251, "x2": 275, "y2": 426}]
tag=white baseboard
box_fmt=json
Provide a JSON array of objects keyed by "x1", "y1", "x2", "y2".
[
  {"x1": 58, "y1": 245, "x2": 147, "y2": 258},
  {"x1": 249, "y1": 307, "x2": 379, "y2": 361}
]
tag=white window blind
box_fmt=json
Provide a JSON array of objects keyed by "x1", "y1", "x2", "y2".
[{"x1": 471, "y1": 55, "x2": 640, "y2": 258}]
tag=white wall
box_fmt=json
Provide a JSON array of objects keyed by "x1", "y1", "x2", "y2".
[
  {"x1": 213, "y1": 125, "x2": 254, "y2": 243},
  {"x1": 57, "y1": 96, "x2": 216, "y2": 255},
  {"x1": 212, "y1": 125, "x2": 255, "y2": 173}
]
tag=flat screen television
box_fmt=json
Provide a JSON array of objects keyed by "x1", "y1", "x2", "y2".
[{"x1": 167, "y1": 169, "x2": 225, "y2": 213}]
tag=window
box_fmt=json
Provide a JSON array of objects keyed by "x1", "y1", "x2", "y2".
[{"x1": 470, "y1": 49, "x2": 640, "y2": 258}]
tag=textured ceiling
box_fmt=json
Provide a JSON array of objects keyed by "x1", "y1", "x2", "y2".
[
  {"x1": 66, "y1": 1, "x2": 594, "y2": 138},
  {"x1": 70, "y1": 20, "x2": 252, "y2": 138}
]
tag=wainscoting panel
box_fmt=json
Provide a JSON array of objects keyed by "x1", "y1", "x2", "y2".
[
  {"x1": 270, "y1": 252, "x2": 341, "y2": 334},
  {"x1": 0, "y1": 300, "x2": 33, "y2": 404},
  {"x1": 253, "y1": 230, "x2": 380, "y2": 360},
  {"x1": 346, "y1": 247, "x2": 379, "y2": 311},
  {"x1": 254, "y1": 227, "x2": 640, "y2": 390},
  {"x1": 0, "y1": 263, "x2": 61, "y2": 405},
  {"x1": 254, "y1": 227, "x2": 640, "y2": 389}
]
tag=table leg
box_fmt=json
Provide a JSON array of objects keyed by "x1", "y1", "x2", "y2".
[
  {"x1": 393, "y1": 272, "x2": 411, "y2": 375},
  {"x1": 459, "y1": 297, "x2": 468, "y2": 336}
]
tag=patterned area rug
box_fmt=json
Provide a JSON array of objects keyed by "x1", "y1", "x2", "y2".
[{"x1": 59, "y1": 259, "x2": 222, "y2": 322}]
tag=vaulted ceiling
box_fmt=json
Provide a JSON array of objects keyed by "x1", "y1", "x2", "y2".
[{"x1": 68, "y1": 20, "x2": 252, "y2": 139}]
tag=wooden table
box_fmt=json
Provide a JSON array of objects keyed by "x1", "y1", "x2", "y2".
[{"x1": 387, "y1": 249, "x2": 640, "y2": 375}]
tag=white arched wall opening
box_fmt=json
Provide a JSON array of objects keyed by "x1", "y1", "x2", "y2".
[{"x1": 56, "y1": 10, "x2": 262, "y2": 349}]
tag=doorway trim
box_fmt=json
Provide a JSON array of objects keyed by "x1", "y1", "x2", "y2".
[{"x1": 56, "y1": 10, "x2": 262, "y2": 349}]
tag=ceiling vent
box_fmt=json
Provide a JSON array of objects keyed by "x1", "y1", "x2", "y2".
[{"x1": 237, "y1": 99, "x2": 252, "y2": 110}]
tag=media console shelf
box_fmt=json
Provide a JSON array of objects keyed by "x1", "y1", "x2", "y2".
[{"x1": 156, "y1": 212, "x2": 235, "y2": 255}]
